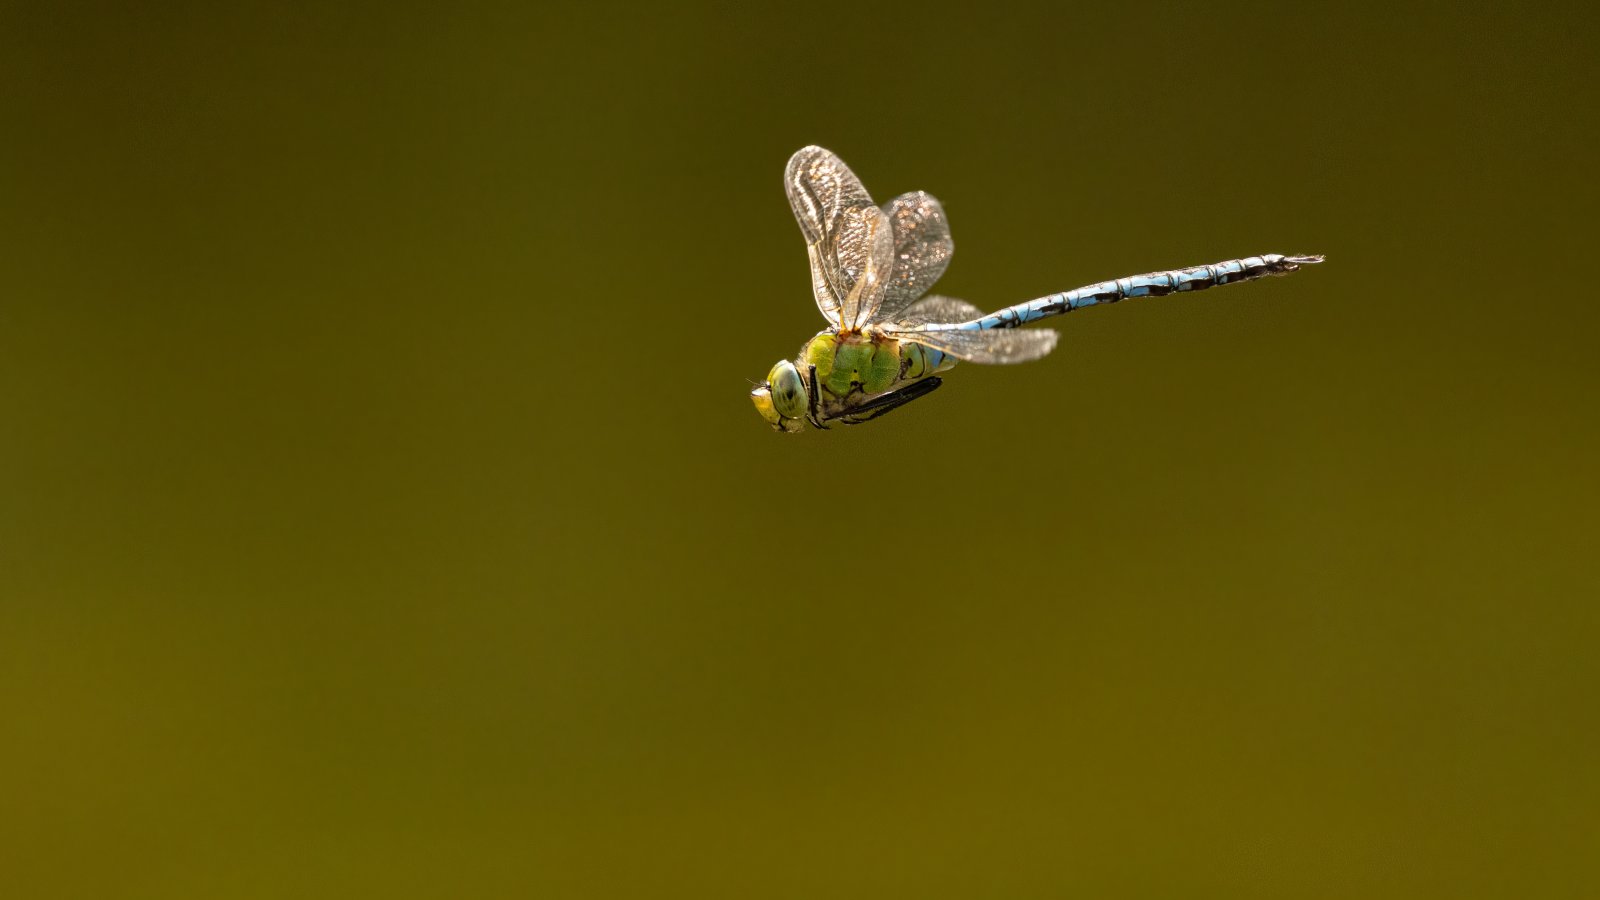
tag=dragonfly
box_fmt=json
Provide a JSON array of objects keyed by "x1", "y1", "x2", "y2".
[{"x1": 751, "y1": 146, "x2": 1324, "y2": 432}]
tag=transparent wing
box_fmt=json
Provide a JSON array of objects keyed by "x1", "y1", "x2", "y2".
[
  {"x1": 785, "y1": 146, "x2": 871, "y2": 248},
  {"x1": 828, "y1": 202, "x2": 893, "y2": 330},
  {"x1": 891, "y1": 294, "x2": 981, "y2": 328},
  {"x1": 785, "y1": 146, "x2": 893, "y2": 330},
  {"x1": 869, "y1": 191, "x2": 954, "y2": 325},
  {"x1": 892, "y1": 328, "x2": 1059, "y2": 364},
  {"x1": 885, "y1": 295, "x2": 1059, "y2": 365}
]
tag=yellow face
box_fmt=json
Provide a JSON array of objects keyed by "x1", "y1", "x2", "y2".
[{"x1": 751, "y1": 360, "x2": 806, "y2": 433}]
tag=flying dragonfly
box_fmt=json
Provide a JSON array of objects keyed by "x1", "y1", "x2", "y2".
[{"x1": 750, "y1": 146, "x2": 1323, "y2": 432}]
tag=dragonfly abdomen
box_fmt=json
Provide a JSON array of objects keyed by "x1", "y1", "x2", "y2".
[{"x1": 946, "y1": 253, "x2": 1323, "y2": 331}]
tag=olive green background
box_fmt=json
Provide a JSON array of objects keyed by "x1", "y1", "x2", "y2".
[{"x1": 3, "y1": 1, "x2": 1597, "y2": 897}]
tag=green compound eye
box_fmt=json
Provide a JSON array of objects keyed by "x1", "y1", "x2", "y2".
[{"x1": 766, "y1": 360, "x2": 806, "y2": 419}]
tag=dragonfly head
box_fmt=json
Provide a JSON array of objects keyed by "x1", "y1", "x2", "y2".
[{"x1": 751, "y1": 359, "x2": 807, "y2": 433}]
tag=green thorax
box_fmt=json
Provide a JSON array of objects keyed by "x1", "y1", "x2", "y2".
[{"x1": 800, "y1": 330, "x2": 945, "y2": 399}]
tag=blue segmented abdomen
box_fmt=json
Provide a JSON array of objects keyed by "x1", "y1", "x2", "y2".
[
  {"x1": 900, "y1": 339, "x2": 951, "y2": 379},
  {"x1": 934, "y1": 253, "x2": 1322, "y2": 331}
]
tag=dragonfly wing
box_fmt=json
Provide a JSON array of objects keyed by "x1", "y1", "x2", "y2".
[
  {"x1": 885, "y1": 294, "x2": 1060, "y2": 364},
  {"x1": 894, "y1": 328, "x2": 1059, "y2": 364},
  {"x1": 870, "y1": 191, "x2": 953, "y2": 324},
  {"x1": 828, "y1": 202, "x2": 894, "y2": 330},
  {"x1": 785, "y1": 146, "x2": 893, "y2": 330},
  {"x1": 891, "y1": 294, "x2": 981, "y2": 328}
]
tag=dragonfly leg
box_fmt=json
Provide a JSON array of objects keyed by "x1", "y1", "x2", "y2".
[
  {"x1": 835, "y1": 377, "x2": 943, "y2": 425},
  {"x1": 804, "y1": 365, "x2": 829, "y2": 429}
]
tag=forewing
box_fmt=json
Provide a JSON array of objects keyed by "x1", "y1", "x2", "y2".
[
  {"x1": 871, "y1": 191, "x2": 953, "y2": 324},
  {"x1": 785, "y1": 146, "x2": 872, "y2": 247},
  {"x1": 890, "y1": 326, "x2": 1060, "y2": 365},
  {"x1": 785, "y1": 146, "x2": 892, "y2": 329},
  {"x1": 828, "y1": 203, "x2": 893, "y2": 329}
]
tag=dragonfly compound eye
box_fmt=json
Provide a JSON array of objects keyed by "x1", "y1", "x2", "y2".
[
  {"x1": 766, "y1": 360, "x2": 807, "y2": 420},
  {"x1": 750, "y1": 382, "x2": 803, "y2": 433}
]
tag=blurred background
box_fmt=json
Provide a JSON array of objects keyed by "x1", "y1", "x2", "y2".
[{"x1": 3, "y1": 1, "x2": 1597, "y2": 897}]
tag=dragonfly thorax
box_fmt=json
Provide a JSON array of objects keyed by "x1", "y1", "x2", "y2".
[
  {"x1": 751, "y1": 331, "x2": 954, "y2": 433},
  {"x1": 803, "y1": 331, "x2": 902, "y2": 399}
]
